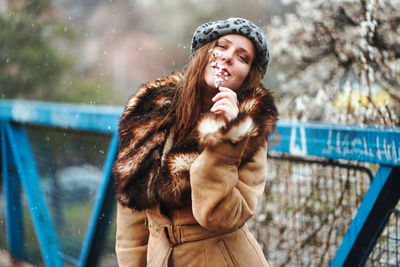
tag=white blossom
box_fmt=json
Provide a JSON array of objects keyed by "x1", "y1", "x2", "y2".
[{"x1": 267, "y1": 0, "x2": 400, "y2": 126}]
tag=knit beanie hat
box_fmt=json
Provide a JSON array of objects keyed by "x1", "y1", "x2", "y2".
[{"x1": 191, "y1": 17, "x2": 270, "y2": 78}]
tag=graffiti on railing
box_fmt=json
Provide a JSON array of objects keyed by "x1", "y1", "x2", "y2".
[
  {"x1": 322, "y1": 128, "x2": 400, "y2": 164},
  {"x1": 272, "y1": 122, "x2": 400, "y2": 165},
  {"x1": 289, "y1": 124, "x2": 307, "y2": 156}
]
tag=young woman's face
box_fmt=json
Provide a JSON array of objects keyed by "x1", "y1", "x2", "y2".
[{"x1": 204, "y1": 34, "x2": 255, "y2": 91}]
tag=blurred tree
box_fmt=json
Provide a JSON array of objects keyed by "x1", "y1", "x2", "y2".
[
  {"x1": 0, "y1": 0, "x2": 116, "y2": 104},
  {"x1": 267, "y1": 0, "x2": 400, "y2": 126},
  {"x1": 0, "y1": 0, "x2": 73, "y2": 99}
]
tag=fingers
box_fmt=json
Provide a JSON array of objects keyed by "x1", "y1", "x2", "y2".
[
  {"x1": 218, "y1": 86, "x2": 236, "y2": 95},
  {"x1": 210, "y1": 97, "x2": 239, "y2": 121},
  {"x1": 212, "y1": 92, "x2": 235, "y2": 104},
  {"x1": 210, "y1": 98, "x2": 231, "y2": 112},
  {"x1": 212, "y1": 86, "x2": 238, "y2": 106},
  {"x1": 210, "y1": 86, "x2": 239, "y2": 121}
]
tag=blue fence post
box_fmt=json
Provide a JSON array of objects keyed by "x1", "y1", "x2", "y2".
[
  {"x1": 4, "y1": 123, "x2": 64, "y2": 267},
  {"x1": 1, "y1": 124, "x2": 26, "y2": 260},
  {"x1": 79, "y1": 134, "x2": 118, "y2": 267},
  {"x1": 330, "y1": 166, "x2": 400, "y2": 267}
]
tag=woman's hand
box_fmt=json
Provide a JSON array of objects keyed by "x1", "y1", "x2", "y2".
[{"x1": 210, "y1": 86, "x2": 239, "y2": 121}]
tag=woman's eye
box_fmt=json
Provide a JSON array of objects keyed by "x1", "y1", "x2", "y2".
[
  {"x1": 216, "y1": 44, "x2": 226, "y2": 49},
  {"x1": 238, "y1": 55, "x2": 249, "y2": 64}
]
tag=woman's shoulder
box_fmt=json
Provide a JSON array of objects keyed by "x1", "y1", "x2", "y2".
[
  {"x1": 121, "y1": 71, "x2": 184, "y2": 118},
  {"x1": 238, "y1": 83, "x2": 279, "y2": 139},
  {"x1": 239, "y1": 83, "x2": 278, "y2": 118}
]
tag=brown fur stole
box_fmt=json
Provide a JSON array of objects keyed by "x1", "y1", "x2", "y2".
[{"x1": 113, "y1": 71, "x2": 278, "y2": 210}]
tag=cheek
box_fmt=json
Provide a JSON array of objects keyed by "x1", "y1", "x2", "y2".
[
  {"x1": 203, "y1": 65, "x2": 215, "y2": 87},
  {"x1": 204, "y1": 65, "x2": 212, "y2": 79},
  {"x1": 237, "y1": 66, "x2": 251, "y2": 83}
]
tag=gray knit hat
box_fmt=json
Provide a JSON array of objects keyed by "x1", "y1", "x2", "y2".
[{"x1": 191, "y1": 17, "x2": 269, "y2": 77}]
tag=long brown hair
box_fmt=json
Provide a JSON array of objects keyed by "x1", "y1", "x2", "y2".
[{"x1": 167, "y1": 38, "x2": 263, "y2": 145}]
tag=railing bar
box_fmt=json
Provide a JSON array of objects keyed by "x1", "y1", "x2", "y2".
[
  {"x1": 78, "y1": 134, "x2": 118, "y2": 267},
  {"x1": 59, "y1": 252, "x2": 79, "y2": 265},
  {"x1": 1, "y1": 125, "x2": 26, "y2": 260},
  {"x1": 5, "y1": 123, "x2": 64, "y2": 267}
]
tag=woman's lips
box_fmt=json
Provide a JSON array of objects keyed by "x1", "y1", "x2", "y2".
[{"x1": 221, "y1": 67, "x2": 231, "y2": 76}]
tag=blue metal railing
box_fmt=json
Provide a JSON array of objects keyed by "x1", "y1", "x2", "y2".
[
  {"x1": 271, "y1": 121, "x2": 400, "y2": 266},
  {"x1": 0, "y1": 100, "x2": 122, "y2": 266},
  {"x1": 0, "y1": 99, "x2": 399, "y2": 266}
]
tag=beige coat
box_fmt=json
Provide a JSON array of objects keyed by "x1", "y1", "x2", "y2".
[
  {"x1": 116, "y1": 140, "x2": 269, "y2": 267},
  {"x1": 113, "y1": 72, "x2": 278, "y2": 266}
]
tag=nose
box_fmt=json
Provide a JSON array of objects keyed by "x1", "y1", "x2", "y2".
[{"x1": 220, "y1": 50, "x2": 233, "y2": 65}]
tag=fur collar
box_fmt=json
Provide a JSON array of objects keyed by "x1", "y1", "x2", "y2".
[{"x1": 113, "y1": 71, "x2": 278, "y2": 210}]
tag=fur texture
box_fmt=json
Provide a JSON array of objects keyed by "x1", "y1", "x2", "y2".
[{"x1": 113, "y1": 71, "x2": 278, "y2": 210}]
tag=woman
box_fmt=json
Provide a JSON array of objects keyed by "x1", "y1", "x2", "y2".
[{"x1": 113, "y1": 17, "x2": 278, "y2": 267}]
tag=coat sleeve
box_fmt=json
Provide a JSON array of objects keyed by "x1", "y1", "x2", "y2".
[
  {"x1": 190, "y1": 113, "x2": 268, "y2": 231},
  {"x1": 115, "y1": 203, "x2": 149, "y2": 267}
]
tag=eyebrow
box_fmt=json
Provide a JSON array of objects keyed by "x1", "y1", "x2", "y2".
[{"x1": 220, "y1": 37, "x2": 253, "y2": 58}]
